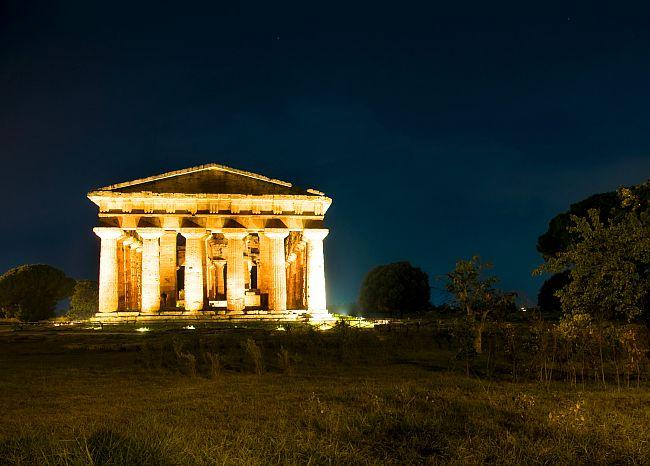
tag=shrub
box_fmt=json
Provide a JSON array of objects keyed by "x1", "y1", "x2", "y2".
[
  {"x1": 0, "y1": 264, "x2": 75, "y2": 321},
  {"x1": 243, "y1": 338, "x2": 264, "y2": 375},
  {"x1": 277, "y1": 347, "x2": 292, "y2": 375},
  {"x1": 68, "y1": 280, "x2": 99, "y2": 320},
  {"x1": 358, "y1": 262, "x2": 430, "y2": 316}
]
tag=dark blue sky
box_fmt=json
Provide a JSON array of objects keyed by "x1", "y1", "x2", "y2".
[{"x1": 2, "y1": 1, "x2": 650, "y2": 306}]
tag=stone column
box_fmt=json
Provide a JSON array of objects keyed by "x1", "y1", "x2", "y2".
[
  {"x1": 263, "y1": 230, "x2": 289, "y2": 312},
  {"x1": 215, "y1": 259, "x2": 226, "y2": 296},
  {"x1": 181, "y1": 229, "x2": 207, "y2": 312},
  {"x1": 286, "y1": 254, "x2": 296, "y2": 309},
  {"x1": 208, "y1": 263, "x2": 216, "y2": 299},
  {"x1": 159, "y1": 231, "x2": 177, "y2": 309},
  {"x1": 138, "y1": 229, "x2": 163, "y2": 313},
  {"x1": 303, "y1": 229, "x2": 329, "y2": 312},
  {"x1": 116, "y1": 240, "x2": 125, "y2": 310},
  {"x1": 224, "y1": 231, "x2": 247, "y2": 311},
  {"x1": 129, "y1": 241, "x2": 141, "y2": 309},
  {"x1": 94, "y1": 227, "x2": 123, "y2": 314},
  {"x1": 257, "y1": 234, "x2": 270, "y2": 294},
  {"x1": 122, "y1": 237, "x2": 135, "y2": 309},
  {"x1": 245, "y1": 259, "x2": 253, "y2": 289}
]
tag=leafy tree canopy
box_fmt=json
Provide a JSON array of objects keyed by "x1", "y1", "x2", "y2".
[
  {"x1": 445, "y1": 255, "x2": 516, "y2": 354},
  {"x1": 445, "y1": 255, "x2": 516, "y2": 321},
  {"x1": 537, "y1": 182, "x2": 650, "y2": 259},
  {"x1": 69, "y1": 280, "x2": 99, "y2": 320},
  {"x1": 534, "y1": 190, "x2": 650, "y2": 322},
  {"x1": 0, "y1": 264, "x2": 75, "y2": 321},
  {"x1": 358, "y1": 261, "x2": 430, "y2": 316}
]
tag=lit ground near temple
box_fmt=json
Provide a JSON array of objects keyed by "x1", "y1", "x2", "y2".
[{"x1": 1, "y1": 324, "x2": 649, "y2": 465}]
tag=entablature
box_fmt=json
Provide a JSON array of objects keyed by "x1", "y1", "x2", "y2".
[
  {"x1": 97, "y1": 214, "x2": 326, "y2": 232},
  {"x1": 88, "y1": 192, "x2": 331, "y2": 217}
]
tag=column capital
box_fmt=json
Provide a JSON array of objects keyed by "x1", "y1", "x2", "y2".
[
  {"x1": 223, "y1": 229, "x2": 248, "y2": 240},
  {"x1": 303, "y1": 228, "x2": 329, "y2": 241},
  {"x1": 94, "y1": 227, "x2": 124, "y2": 240},
  {"x1": 180, "y1": 228, "x2": 208, "y2": 240},
  {"x1": 214, "y1": 259, "x2": 227, "y2": 267},
  {"x1": 263, "y1": 228, "x2": 290, "y2": 239},
  {"x1": 137, "y1": 228, "x2": 164, "y2": 240}
]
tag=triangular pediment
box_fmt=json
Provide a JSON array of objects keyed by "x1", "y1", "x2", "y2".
[{"x1": 91, "y1": 164, "x2": 324, "y2": 197}]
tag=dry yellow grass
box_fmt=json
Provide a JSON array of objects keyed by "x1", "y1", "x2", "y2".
[{"x1": 0, "y1": 325, "x2": 649, "y2": 464}]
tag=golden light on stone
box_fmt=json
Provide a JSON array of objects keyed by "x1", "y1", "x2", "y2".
[{"x1": 88, "y1": 163, "x2": 332, "y2": 322}]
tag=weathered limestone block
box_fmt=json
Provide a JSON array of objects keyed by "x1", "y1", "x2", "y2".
[
  {"x1": 138, "y1": 229, "x2": 164, "y2": 313},
  {"x1": 224, "y1": 231, "x2": 247, "y2": 311},
  {"x1": 303, "y1": 229, "x2": 328, "y2": 312},
  {"x1": 263, "y1": 229, "x2": 289, "y2": 312},
  {"x1": 181, "y1": 229, "x2": 207, "y2": 312},
  {"x1": 94, "y1": 227, "x2": 124, "y2": 313}
]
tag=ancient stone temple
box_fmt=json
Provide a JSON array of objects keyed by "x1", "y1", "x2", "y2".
[{"x1": 88, "y1": 164, "x2": 332, "y2": 321}]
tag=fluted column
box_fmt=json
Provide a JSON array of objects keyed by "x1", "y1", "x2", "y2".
[
  {"x1": 215, "y1": 259, "x2": 226, "y2": 296},
  {"x1": 159, "y1": 231, "x2": 177, "y2": 309},
  {"x1": 245, "y1": 259, "x2": 253, "y2": 289},
  {"x1": 94, "y1": 227, "x2": 123, "y2": 314},
  {"x1": 303, "y1": 229, "x2": 329, "y2": 312},
  {"x1": 258, "y1": 234, "x2": 270, "y2": 294},
  {"x1": 224, "y1": 231, "x2": 247, "y2": 311},
  {"x1": 122, "y1": 237, "x2": 134, "y2": 309},
  {"x1": 181, "y1": 229, "x2": 207, "y2": 312},
  {"x1": 129, "y1": 241, "x2": 142, "y2": 309},
  {"x1": 138, "y1": 229, "x2": 163, "y2": 313},
  {"x1": 263, "y1": 230, "x2": 289, "y2": 312}
]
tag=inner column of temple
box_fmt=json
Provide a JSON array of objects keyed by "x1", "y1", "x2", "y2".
[
  {"x1": 122, "y1": 237, "x2": 134, "y2": 309},
  {"x1": 215, "y1": 259, "x2": 226, "y2": 298}
]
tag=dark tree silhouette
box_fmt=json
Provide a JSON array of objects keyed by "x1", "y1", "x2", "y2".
[
  {"x1": 536, "y1": 182, "x2": 649, "y2": 317},
  {"x1": 537, "y1": 271, "x2": 570, "y2": 319},
  {"x1": 358, "y1": 261, "x2": 430, "y2": 316},
  {"x1": 0, "y1": 264, "x2": 75, "y2": 321},
  {"x1": 537, "y1": 182, "x2": 649, "y2": 259},
  {"x1": 69, "y1": 280, "x2": 99, "y2": 320}
]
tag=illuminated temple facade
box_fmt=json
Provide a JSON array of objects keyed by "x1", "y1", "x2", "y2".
[{"x1": 88, "y1": 164, "x2": 331, "y2": 321}]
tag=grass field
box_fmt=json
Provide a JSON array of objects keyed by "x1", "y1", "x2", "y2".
[{"x1": 0, "y1": 323, "x2": 649, "y2": 465}]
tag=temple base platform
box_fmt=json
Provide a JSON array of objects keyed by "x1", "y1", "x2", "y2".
[{"x1": 92, "y1": 309, "x2": 336, "y2": 324}]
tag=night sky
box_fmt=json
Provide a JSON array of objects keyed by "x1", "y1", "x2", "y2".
[{"x1": 2, "y1": 2, "x2": 650, "y2": 307}]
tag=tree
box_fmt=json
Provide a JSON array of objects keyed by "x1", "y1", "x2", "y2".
[
  {"x1": 68, "y1": 280, "x2": 99, "y2": 320},
  {"x1": 537, "y1": 271, "x2": 570, "y2": 318},
  {"x1": 537, "y1": 182, "x2": 650, "y2": 259},
  {"x1": 534, "y1": 207, "x2": 650, "y2": 323},
  {"x1": 445, "y1": 256, "x2": 516, "y2": 353},
  {"x1": 358, "y1": 262, "x2": 430, "y2": 316},
  {"x1": 0, "y1": 264, "x2": 75, "y2": 321},
  {"x1": 536, "y1": 181, "x2": 650, "y2": 317}
]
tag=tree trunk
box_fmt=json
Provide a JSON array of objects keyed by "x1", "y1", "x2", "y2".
[{"x1": 473, "y1": 325, "x2": 483, "y2": 354}]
